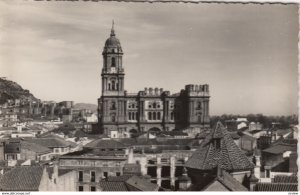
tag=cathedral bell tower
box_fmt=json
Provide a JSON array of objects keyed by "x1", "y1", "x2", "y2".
[
  {"x1": 98, "y1": 22, "x2": 127, "y2": 135},
  {"x1": 101, "y1": 21, "x2": 125, "y2": 96}
]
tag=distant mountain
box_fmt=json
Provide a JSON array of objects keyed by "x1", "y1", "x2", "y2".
[
  {"x1": 73, "y1": 103, "x2": 98, "y2": 112},
  {"x1": 0, "y1": 77, "x2": 38, "y2": 104}
]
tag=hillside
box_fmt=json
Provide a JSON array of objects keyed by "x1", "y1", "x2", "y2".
[
  {"x1": 73, "y1": 103, "x2": 98, "y2": 112},
  {"x1": 0, "y1": 77, "x2": 38, "y2": 104}
]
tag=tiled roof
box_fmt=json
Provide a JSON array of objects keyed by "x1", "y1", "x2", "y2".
[
  {"x1": 217, "y1": 171, "x2": 248, "y2": 191},
  {"x1": 275, "y1": 129, "x2": 293, "y2": 136},
  {"x1": 202, "y1": 170, "x2": 248, "y2": 191},
  {"x1": 212, "y1": 122, "x2": 225, "y2": 139},
  {"x1": 60, "y1": 148, "x2": 127, "y2": 160},
  {"x1": 116, "y1": 138, "x2": 196, "y2": 147},
  {"x1": 254, "y1": 183, "x2": 298, "y2": 191},
  {"x1": 102, "y1": 174, "x2": 133, "y2": 182},
  {"x1": 248, "y1": 130, "x2": 262, "y2": 135},
  {"x1": 25, "y1": 138, "x2": 70, "y2": 148},
  {"x1": 185, "y1": 121, "x2": 254, "y2": 171},
  {"x1": 273, "y1": 175, "x2": 298, "y2": 183},
  {"x1": 21, "y1": 141, "x2": 52, "y2": 154},
  {"x1": 229, "y1": 132, "x2": 240, "y2": 140},
  {"x1": 126, "y1": 175, "x2": 159, "y2": 191},
  {"x1": 162, "y1": 131, "x2": 188, "y2": 136},
  {"x1": 0, "y1": 166, "x2": 44, "y2": 191},
  {"x1": 84, "y1": 139, "x2": 126, "y2": 149},
  {"x1": 263, "y1": 145, "x2": 297, "y2": 155},
  {"x1": 99, "y1": 181, "x2": 129, "y2": 191},
  {"x1": 196, "y1": 131, "x2": 210, "y2": 139},
  {"x1": 99, "y1": 175, "x2": 159, "y2": 191}
]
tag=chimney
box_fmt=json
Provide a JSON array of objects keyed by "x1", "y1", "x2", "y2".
[
  {"x1": 128, "y1": 147, "x2": 134, "y2": 164},
  {"x1": 217, "y1": 165, "x2": 224, "y2": 178},
  {"x1": 249, "y1": 170, "x2": 259, "y2": 191},
  {"x1": 53, "y1": 161, "x2": 59, "y2": 180},
  {"x1": 154, "y1": 87, "x2": 158, "y2": 95}
]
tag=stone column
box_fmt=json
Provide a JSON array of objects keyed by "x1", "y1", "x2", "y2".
[
  {"x1": 170, "y1": 156, "x2": 176, "y2": 188},
  {"x1": 254, "y1": 156, "x2": 261, "y2": 179},
  {"x1": 156, "y1": 156, "x2": 162, "y2": 186},
  {"x1": 139, "y1": 100, "x2": 145, "y2": 122},
  {"x1": 140, "y1": 157, "x2": 147, "y2": 176},
  {"x1": 188, "y1": 100, "x2": 193, "y2": 123},
  {"x1": 156, "y1": 165, "x2": 162, "y2": 187}
]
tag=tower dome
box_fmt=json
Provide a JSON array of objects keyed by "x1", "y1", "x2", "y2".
[{"x1": 103, "y1": 21, "x2": 122, "y2": 53}]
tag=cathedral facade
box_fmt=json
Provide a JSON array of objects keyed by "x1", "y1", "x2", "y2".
[{"x1": 98, "y1": 25, "x2": 210, "y2": 138}]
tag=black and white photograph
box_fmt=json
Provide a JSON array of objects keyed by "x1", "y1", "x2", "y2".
[{"x1": 0, "y1": 0, "x2": 298, "y2": 192}]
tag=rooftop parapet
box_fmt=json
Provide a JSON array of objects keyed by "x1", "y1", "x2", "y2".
[
  {"x1": 185, "y1": 84, "x2": 209, "y2": 96},
  {"x1": 139, "y1": 87, "x2": 165, "y2": 96}
]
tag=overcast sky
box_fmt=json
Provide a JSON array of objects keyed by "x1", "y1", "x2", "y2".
[{"x1": 0, "y1": 1, "x2": 298, "y2": 115}]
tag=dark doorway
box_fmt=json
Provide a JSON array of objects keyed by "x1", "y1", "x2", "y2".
[
  {"x1": 161, "y1": 180, "x2": 171, "y2": 189},
  {"x1": 147, "y1": 166, "x2": 157, "y2": 178},
  {"x1": 162, "y1": 166, "x2": 170, "y2": 178}
]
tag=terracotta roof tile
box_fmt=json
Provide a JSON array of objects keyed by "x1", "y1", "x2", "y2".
[
  {"x1": 84, "y1": 139, "x2": 126, "y2": 149},
  {"x1": 255, "y1": 183, "x2": 298, "y2": 191},
  {"x1": 273, "y1": 175, "x2": 298, "y2": 183},
  {"x1": 99, "y1": 175, "x2": 159, "y2": 191},
  {"x1": 125, "y1": 175, "x2": 159, "y2": 191},
  {"x1": 0, "y1": 166, "x2": 44, "y2": 191},
  {"x1": 263, "y1": 145, "x2": 297, "y2": 154},
  {"x1": 102, "y1": 174, "x2": 133, "y2": 182},
  {"x1": 99, "y1": 181, "x2": 129, "y2": 191},
  {"x1": 21, "y1": 141, "x2": 52, "y2": 154},
  {"x1": 25, "y1": 138, "x2": 70, "y2": 148}
]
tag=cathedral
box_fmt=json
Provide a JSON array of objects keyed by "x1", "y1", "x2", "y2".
[{"x1": 98, "y1": 24, "x2": 210, "y2": 138}]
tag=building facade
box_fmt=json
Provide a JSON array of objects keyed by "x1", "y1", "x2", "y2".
[{"x1": 98, "y1": 25, "x2": 210, "y2": 138}]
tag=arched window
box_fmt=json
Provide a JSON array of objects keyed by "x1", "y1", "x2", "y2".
[
  {"x1": 153, "y1": 112, "x2": 156, "y2": 120},
  {"x1": 197, "y1": 113, "x2": 202, "y2": 122},
  {"x1": 197, "y1": 102, "x2": 202, "y2": 109},
  {"x1": 171, "y1": 112, "x2": 174, "y2": 120},
  {"x1": 129, "y1": 112, "x2": 132, "y2": 120},
  {"x1": 112, "y1": 57, "x2": 116, "y2": 67},
  {"x1": 157, "y1": 112, "x2": 161, "y2": 120},
  {"x1": 136, "y1": 112, "x2": 138, "y2": 120},
  {"x1": 148, "y1": 112, "x2": 152, "y2": 120},
  {"x1": 132, "y1": 112, "x2": 135, "y2": 120},
  {"x1": 111, "y1": 114, "x2": 116, "y2": 122},
  {"x1": 110, "y1": 102, "x2": 116, "y2": 110},
  {"x1": 153, "y1": 102, "x2": 156, "y2": 108},
  {"x1": 108, "y1": 83, "x2": 111, "y2": 90}
]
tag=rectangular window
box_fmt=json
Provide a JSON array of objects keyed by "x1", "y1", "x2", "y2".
[
  {"x1": 266, "y1": 170, "x2": 270, "y2": 178},
  {"x1": 91, "y1": 186, "x2": 96, "y2": 191},
  {"x1": 171, "y1": 112, "x2": 174, "y2": 120},
  {"x1": 78, "y1": 186, "x2": 83, "y2": 191},
  {"x1": 116, "y1": 172, "x2": 121, "y2": 176},
  {"x1": 104, "y1": 172, "x2": 108, "y2": 179},
  {"x1": 91, "y1": 171, "x2": 95, "y2": 182},
  {"x1": 78, "y1": 171, "x2": 83, "y2": 182}
]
